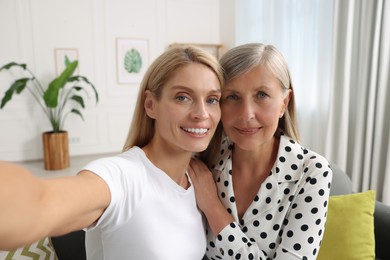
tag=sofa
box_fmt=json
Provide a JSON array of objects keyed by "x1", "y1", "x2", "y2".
[
  {"x1": 51, "y1": 230, "x2": 86, "y2": 260},
  {"x1": 328, "y1": 162, "x2": 390, "y2": 260},
  {"x1": 51, "y1": 163, "x2": 390, "y2": 259}
]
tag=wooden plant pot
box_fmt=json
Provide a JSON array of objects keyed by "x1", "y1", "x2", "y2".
[{"x1": 42, "y1": 131, "x2": 70, "y2": 170}]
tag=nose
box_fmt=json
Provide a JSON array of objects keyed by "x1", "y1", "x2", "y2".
[
  {"x1": 191, "y1": 101, "x2": 209, "y2": 120},
  {"x1": 239, "y1": 99, "x2": 255, "y2": 121}
]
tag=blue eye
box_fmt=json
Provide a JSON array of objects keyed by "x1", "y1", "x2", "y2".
[
  {"x1": 207, "y1": 97, "x2": 220, "y2": 104},
  {"x1": 257, "y1": 91, "x2": 267, "y2": 99},
  {"x1": 226, "y1": 94, "x2": 239, "y2": 101},
  {"x1": 176, "y1": 95, "x2": 189, "y2": 102}
]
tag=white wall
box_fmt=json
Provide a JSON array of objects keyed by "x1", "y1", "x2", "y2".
[
  {"x1": 219, "y1": 0, "x2": 236, "y2": 50},
  {"x1": 0, "y1": 0, "x2": 221, "y2": 161}
]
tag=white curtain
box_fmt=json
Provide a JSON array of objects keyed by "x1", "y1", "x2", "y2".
[
  {"x1": 235, "y1": 0, "x2": 390, "y2": 204},
  {"x1": 325, "y1": 0, "x2": 390, "y2": 204},
  {"x1": 235, "y1": 0, "x2": 334, "y2": 156}
]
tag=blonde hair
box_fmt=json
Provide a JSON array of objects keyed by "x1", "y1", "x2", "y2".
[
  {"x1": 200, "y1": 43, "x2": 300, "y2": 167},
  {"x1": 123, "y1": 45, "x2": 224, "y2": 151}
]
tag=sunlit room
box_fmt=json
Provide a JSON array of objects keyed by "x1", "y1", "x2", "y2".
[{"x1": 0, "y1": 0, "x2": 389, "y2": 259}]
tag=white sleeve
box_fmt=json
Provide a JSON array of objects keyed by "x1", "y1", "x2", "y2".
[{"x1": 82, "y1": 156, "x2": 147, "y2": 232}]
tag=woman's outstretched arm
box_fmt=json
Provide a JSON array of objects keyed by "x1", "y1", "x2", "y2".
[{"x1": 0, "y1": 161, "x2": 110, "y2": 250}]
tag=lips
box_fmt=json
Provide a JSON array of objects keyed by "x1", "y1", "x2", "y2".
[
  {"x1": 236, "y1": 127, "x2": 260, "y2": 135},
  {"x1": 181, "y1": 127, "x2": 209, "y2": 135}
]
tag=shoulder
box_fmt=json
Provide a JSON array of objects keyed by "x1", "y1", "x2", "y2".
[
  {"x1": 82, "y1": 148, "x2": 150, "y2": 230},
  {"x1": 279, "y1": 135, "x2": 329, "y2": 163},
  {"x1": 82, "y1": 147, "x2": 149, "y2": 185},
  {"x1": 277, "y1": 135, "x2": 332, "y2": 179},
  {"x1": 212, "y1": 137, "x2": 233, "y2": 172},
  {"x1": 86, "y1": 147, "x2": 145, "y2": 170}
]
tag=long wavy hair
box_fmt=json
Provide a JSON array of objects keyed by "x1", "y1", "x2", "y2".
[{"x1": 123, "y1": 45, "x2": 224, "y2": 152}]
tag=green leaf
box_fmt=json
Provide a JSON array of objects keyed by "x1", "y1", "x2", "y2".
[
  {"x1": 70, "y1": 108, "x2": 84, "y2": 121},
  {"x1": 70, "y1": 95, "x2": 85, "y2": 108},
  {"x1": 124, "y1": 48, "x2": 142, "y2": 73},
  {"x1": 64, "y1": 55, "x2": 72, "y2": 67},
  {"x1": 0, "y1": 78, "x2": 30, "y2": 108},
  {"x1": 0, "y1": 62, "x2": 27, "y2": 72},
  {"x1": 68, "y1": 75, "x2": 99, "y2": 103},
  {"x1": 44, "y1": 60, "x2": 78, "y2": 108},
  {"x1": 70, "y1": 86, "x2": 89, "y2": 99}
]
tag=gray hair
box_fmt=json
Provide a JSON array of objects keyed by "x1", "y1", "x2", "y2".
[{"x1": 220, "y1": 43, "x2": 300, "y2": 141}]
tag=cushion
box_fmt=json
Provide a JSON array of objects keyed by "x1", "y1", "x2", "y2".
[
  {"x1": 317, "y1": 190, "x2": 375, "y2": 260},
  {"x1": 0, "y1": 237, "x2": 58, "y2": 260}
]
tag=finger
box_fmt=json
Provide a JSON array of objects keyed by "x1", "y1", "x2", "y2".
[
  {"x1": 187, "y1": 165, "x2": 194, "y2": 177},
  {"x1": 187, "y1": 165, "x2": 198, "y2": 183},
  {"x1": 190, "y1": 157, "x2": 207, "y2": 172},
  {"x1": 189, "y1": 159, "x2": 199, "y2": 173}
]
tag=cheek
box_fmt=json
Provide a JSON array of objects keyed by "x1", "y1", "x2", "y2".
[
  {"x1": 261, "y1": 105, "x2": 281, "y2": 119},
  {"x1": 221, "y1": 102, "x2": 282, "y2": 125},
  {"x1": 260, "y1": 110, "x2": 283, "y2": 127},
  {"x1": 221, "y1": 105, "x2": 233, "y2": 124},
  {"x1": 156, "y1": 103, "x2": 184, "y2": 123},
  {"x1": 213, "y1": 107, "x2": 221, "y2": 121},
  {"x1": 209, "y1": 102, "x2": 221, "y2": 117},
  {"x1": 221, "y1": 114, "x2": 228, "y2": 126},
  {"x1": 260, "y1": 97, "x2": 285, "y2": 114}
]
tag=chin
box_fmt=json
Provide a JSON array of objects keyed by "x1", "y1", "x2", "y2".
[
  {"x1": 233, "y1": 140, "x2": 260, "y2": 151},
  {"x1": 187, "y1": 144, "x2": 209, "y2": 153},
  {"x1": 192, "y1": 147, "x2": 208, "y2": 153}
]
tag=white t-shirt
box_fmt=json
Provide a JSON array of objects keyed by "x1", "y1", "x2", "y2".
[{"x1": 82, "y1": 147, "x2": 206, "y2": 260}]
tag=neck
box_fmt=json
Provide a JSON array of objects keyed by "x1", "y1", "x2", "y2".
[
  {"x1": 232, "y1": 137, "x2": 280, "y2": 178},
  {"x1": 142, "y1": 139, "x2": 191, "y2": 189}
]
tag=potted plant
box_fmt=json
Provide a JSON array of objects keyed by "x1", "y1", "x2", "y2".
[{"x1": 0, "y1": 59, "x2": 98, "y2": 170}]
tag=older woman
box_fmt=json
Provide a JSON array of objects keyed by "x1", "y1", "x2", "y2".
[{"x1": 190, "y1": 43, "x2": 332, "y2": 260}]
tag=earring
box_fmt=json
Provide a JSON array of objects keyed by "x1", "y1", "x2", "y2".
[{"x1": 280, "y1": 113, "x2": 284, "y2": 118}]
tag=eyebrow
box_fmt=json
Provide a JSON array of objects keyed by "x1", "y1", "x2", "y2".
[
  {"x1": 255, "y1": 85, "x2": 272, "y2": 91},
  {"x1": 171, "y1": 85, "x2": 221, "y2": 94},
  {"x1": 224, "y1": 85, "x2": 271, "y2": 92}
]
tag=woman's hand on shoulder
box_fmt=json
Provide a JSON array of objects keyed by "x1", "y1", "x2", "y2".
[
  {"x1": 188, "y1": 158, "x2": 219, "y2": 213},
  {"x1": 188, "y1": 158, "x2": 234, "y2": 235}
]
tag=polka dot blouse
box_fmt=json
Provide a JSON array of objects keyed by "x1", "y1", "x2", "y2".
[{"x1": 205, "y1": 135, "x2": 333, "y2": 260}]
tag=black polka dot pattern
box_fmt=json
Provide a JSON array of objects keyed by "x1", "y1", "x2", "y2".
[{"x1": 206, "y1": 135, "x2": 333, "y2": 260}]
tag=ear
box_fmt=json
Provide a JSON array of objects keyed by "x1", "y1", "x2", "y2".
[
  {"x1": 281, "y1": 89, "x2": 292, "y2": 114},
  {"x1": 144, "y1": 90, "x2": 157, "y2": 119}
]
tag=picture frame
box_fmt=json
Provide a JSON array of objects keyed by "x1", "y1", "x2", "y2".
[
  {"x1": 54, "y1": 48, "x2": 79, "y2": 76},
  {"x1": 169, "y1": 43, "x2": 225, "y2": 59},
  {"x1": 116, "y1": 38, "x2": 149, "y2": 84}
]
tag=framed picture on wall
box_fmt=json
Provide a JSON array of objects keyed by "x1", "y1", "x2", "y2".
[
  {"x1": 116, "y1": 38, "x2": 149, "y2": 84},
  {"x1": 54, "y1": 48, "x2": 79, "y2": 76},
  {"x1": 169, "y1": 43, "x2": 225, "y2": 59}
]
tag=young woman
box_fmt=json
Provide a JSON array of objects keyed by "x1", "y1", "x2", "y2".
[
  {"x1": 0, "y1": 45, "x2": 223, "y2": 260},
  {"x1": 190, "y1": 43, "x2": 333, "y2": 260}
]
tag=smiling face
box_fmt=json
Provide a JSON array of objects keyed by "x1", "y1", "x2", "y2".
[
  {"x1": 221, "y1": 64, "x2": 291, "y2": 151},
  {"x1": 145, "y1": 63, "x2": 221, "y2": 153}
]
